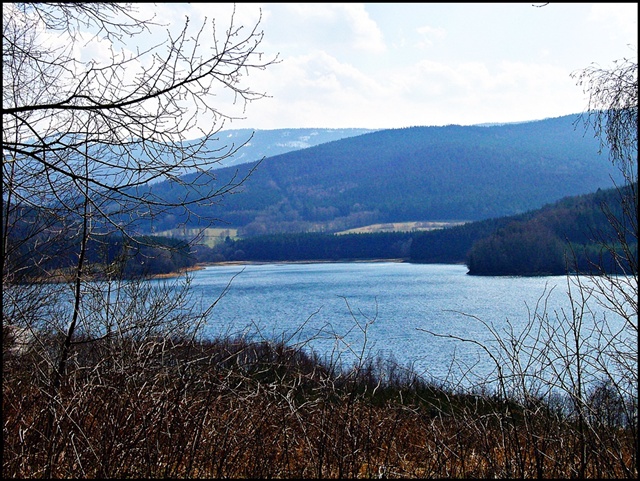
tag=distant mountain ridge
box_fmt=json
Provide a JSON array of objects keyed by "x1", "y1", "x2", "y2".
[
  {"x1": 140, "y1": 114, "x2": 625, "y2": 235},
  {"x1": 204, "y1": 128, "x2": 376, "y2": 168}
]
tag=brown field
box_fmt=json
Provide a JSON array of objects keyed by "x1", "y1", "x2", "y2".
[{"x1": 337, "y1": 220, "x2": 467, "y2": 234}]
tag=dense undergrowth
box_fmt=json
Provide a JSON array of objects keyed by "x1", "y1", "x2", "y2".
[{"x1": 3, "y1": 330, "x2": 636, "y2": 478}]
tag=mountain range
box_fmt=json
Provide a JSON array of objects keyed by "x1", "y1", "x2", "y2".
[{"x1": 139, "y1": 114, "x2": 623, "y2": 236}]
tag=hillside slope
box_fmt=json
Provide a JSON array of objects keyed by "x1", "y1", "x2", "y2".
[
  {"x1": 411, "y1": 182, "x2": 637, "y2": 275},
  {"x1": 141, "y1": 115, "x2": 623, "y2": 235},
  {"x1": 195, "y1": 183, "x2": 637, "y2": 277},
  {"x1": 206, "y1": 127, "x2": 376, "y2": 169}
]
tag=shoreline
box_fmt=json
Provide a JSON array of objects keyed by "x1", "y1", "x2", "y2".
[
  {"x1": 148, "y1": 258, "x2": 412, "y2": 279},
  {"x1": 13, "y1": 259, "x2": 410, "y2": 284},
  {"x1": 198, "y1": 258, "x2": 409, "y2": 267},
  {"x1": 21, "y1": 258, "x2": 472, "y2": 284}
]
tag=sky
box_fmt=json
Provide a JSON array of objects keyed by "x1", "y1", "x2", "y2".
[{"x1": 104, "y1": 3, "x2": 639, "y2": 134}]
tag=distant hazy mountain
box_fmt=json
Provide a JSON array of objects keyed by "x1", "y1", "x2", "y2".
[
  {"x1": 206, "y1": 128, "x2": 376, "y2": 168},
  {"x1": 138, "y1": 114, "x2": 625, "y2": 235}
]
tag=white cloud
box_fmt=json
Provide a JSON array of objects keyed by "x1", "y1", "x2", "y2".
[
  {"x1": 261, "y1": 3, "x2": 386, "y2": 55},
  {"x1": 415, "y1": 25, "x2": 446, "y2": 49},
  {"x1": 228, "y1": 45, "x2": 591, "y2": 130},
  {"x1": 30, "y1": 2, "x2": 633, "y2": 134},
  {"x1": 340, "y1": 4, "x2": 387, "y2": 53}
]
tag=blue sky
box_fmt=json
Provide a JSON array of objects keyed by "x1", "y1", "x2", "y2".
[{"x1": 119, "y1": 3, "x2": 639, "y2": 134}]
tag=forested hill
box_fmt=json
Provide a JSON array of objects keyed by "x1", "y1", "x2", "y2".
[
  {"x1": 141, "y1": 114, "x2": 623, "y2": 235},
  {"x1": 411, "y1": 182, "x2": 637, "y2": 275},
  {"x1": 195, "y1": 183, "x2": 637, "y2": 277}
]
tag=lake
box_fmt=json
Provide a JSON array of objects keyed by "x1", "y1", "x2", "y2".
[{"x1": 187, "y1": 261, "x2": 634, "y2": 389}]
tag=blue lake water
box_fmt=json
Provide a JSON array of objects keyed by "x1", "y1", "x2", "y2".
[{"x1": 186, "y1": 262, "x2": 634, "y2": 388}]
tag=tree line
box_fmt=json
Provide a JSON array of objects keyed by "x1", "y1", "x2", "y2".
[
  {"x1": 10, "y1": 181, "x2": 632, "y2": 279},
  {"x1": 192, "y1": 182, "x2": 637, "y2": 277},
  {"x1": 5, "y1": 206, "x2": 196, "y2": 281},
  {"x1": 194, "y1": 231, "x2": 413, "y2": 263}
]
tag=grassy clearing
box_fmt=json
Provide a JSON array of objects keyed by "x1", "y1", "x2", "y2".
[{"x1": 337, "y1": 220, "x2": 467, "y2": 235}]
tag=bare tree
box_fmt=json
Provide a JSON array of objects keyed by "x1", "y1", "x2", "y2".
[
  {"x1": 570, "y1": 58, "x2": 638, "y2": 474},
  {"x1": 572, "y1": 57, "x2": 637, "y2": 357},
  {"x1": 2, "y1": 3, "x2": 276, "y2": 477},
  {"x1": 418, "y1": 57, "x2": 637, "y2": 477},
  {"x1": 3, "y1": 3, "x2": 275, "y2": 254}
]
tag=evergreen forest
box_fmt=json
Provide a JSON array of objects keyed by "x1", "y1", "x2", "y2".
[
  {"x1": 133, "y1": 115, "x2": 623, "y2": 235},
  {"x1": 193, "y1": 182, "x2": 637, "y2": 276}
]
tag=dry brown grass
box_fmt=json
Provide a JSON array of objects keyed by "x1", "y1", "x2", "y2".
[{"x1": 3, "y1": 333, "x2": 637, "y2": 479}]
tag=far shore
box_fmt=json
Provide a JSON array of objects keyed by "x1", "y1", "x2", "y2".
[
  {"x1": 17, "y1": 259, "x2": 414, "y2": 284},
  {"x1": 162, "y1": 258, "x2": 471, "y2": 276},
  {"x1": 149, "y1": 258, "x2": 410, "y2": 279},
  {"x1": 198, "y1": 258, "x2": 409, "y2": 267}
]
